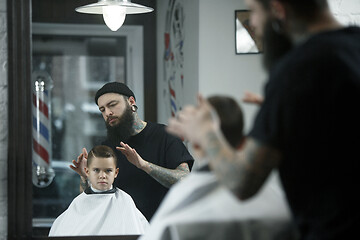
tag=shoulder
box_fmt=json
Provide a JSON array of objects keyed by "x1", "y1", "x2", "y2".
[
  {"x1": 292, "y1": 27, "x2": 360, "y2": 64},
  {"x1": 115, "y1": 188, "x2": 133, "y2": 199},
  {"x1": 115, "y1": 188, "x2": 137, "y2": 203},
  {"x1": 143, "y1": 121, "x2": 176, "y2": 139},
  {"x1": 312, "y1": 26, "x2": 360, "y2": 45},
  {"x1": 145, "y1": 121, "x2": 166, "y2": 132},
  {"x1": 73, "y1": 192, "x2": 86, "y2": 200},
  {"x1": 269, "y1": 27, "x2": 359, "y2": 85},
  {"x1": 68, "y1": 192, "x2": 87, "y2": 205}
]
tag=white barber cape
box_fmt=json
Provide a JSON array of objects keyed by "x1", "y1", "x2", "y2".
[
  {"x1": 49, "y1": 187, "x2": 149, "y2": 236},
  {"x1": 140, "y1": 165, "x2": 297, "y2": 240}
]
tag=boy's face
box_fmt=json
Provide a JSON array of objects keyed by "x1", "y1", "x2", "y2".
[{"x1": 85, "y1": 157, "x2": 119, "y2": 191}]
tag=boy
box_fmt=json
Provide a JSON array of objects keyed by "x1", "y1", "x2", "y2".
[
  {"x1": 140, "y1": 96, "x2": 295, "y2": 240},
  {"x1": 49, "y1": 145, "x2": 149, "y2": 236}
]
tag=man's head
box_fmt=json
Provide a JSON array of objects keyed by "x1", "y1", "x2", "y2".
[
  {"x1": 247, "y1": 0, "x2": 329, "y2": 28},
  {"x1": 207, "y1": 96, "x2": 245, "y2": 149},
  {"x1": 245, "y1": 0, "x2": 330, "y2": 71},
  {"x1": 85, "y1": 145, "x2": 119, "y2": 191},
  {"x1": 95, "y1": 82, "x2": 136, "y2": 105},
  {"x1": 96, "y1": 82, "x2": 138, "y2": 144}
]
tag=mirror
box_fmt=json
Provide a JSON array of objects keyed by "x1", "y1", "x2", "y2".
[
  {"x1": 31, "y1": 23, "x2": 144, "y2": 237},
  {"x1": 7, "y1": 0, "x2": 156, "y2": 239},
  {"x1": 235, "y1": 10, "x2": 263, "y2": 54}
]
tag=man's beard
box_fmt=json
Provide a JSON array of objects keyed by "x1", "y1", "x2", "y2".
[
  {"x1": 262, "y1": 20, "x2": 293, "y2": 73},
  {"x1": 106, "y1": 104, "x2": 134, "y2": 145}
]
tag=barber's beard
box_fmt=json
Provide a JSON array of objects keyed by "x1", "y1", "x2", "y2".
[
  {"x1": 106, "y1": 104, "x2": 134, "y2": 145},
  {"x1": 262, "y1": 20, "x2": 293, "y2": 73}
]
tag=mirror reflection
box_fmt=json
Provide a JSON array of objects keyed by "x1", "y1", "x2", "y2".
[
  {"x1": 235, "y1": 10, "x2": 263, "y2": 54},
  {"x1": 31, "y1": 23, "x2": 139, "y2": 236}
]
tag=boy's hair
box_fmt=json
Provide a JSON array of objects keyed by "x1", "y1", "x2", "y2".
[
  {"x1": 87, "y1": 145, "x2": 118, "y2": 167},
  {"x1": 207, "y1": 96, "x2": 244, "y2": 149}
]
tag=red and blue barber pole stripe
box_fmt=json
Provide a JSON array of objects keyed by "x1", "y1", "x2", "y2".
[
  {"x1": 169, "y1": 81, "x2": 177, "y2": 117},
  {"x1": 32, "y1": 71, "x2": 55, "y2": 188}
]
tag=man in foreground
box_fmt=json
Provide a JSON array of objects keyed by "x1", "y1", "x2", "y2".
[{"x1": 167, "y1": 0, "x2": 360, "y2": 239}]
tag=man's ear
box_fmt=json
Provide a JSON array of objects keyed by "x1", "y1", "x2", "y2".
[
  {"x1": 270, "y1": 0, "x2": 286, "y2": 21},
  {"x1": 128, "y1": 96, "x2": 136, "y2": 105}
]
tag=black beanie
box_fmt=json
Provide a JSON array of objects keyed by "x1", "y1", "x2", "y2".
[{"x1": 95, "y1": 82, "x2": 136, "y2": 105}]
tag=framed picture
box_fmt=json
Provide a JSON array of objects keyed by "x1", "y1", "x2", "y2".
[{"x1": 235, "y1": 10, "x2": 263, "y2": 54}]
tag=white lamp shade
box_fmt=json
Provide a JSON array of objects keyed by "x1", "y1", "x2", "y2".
[
  {"x1": 75, "y1": 0, "x2": 154, "y2": 15},
  {"x1": 103, "y1": 6, "x2": 126, "y2": 31}
]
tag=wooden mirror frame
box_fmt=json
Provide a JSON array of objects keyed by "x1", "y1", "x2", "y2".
[{"x1": 7, "y1": 0, "x2": 33, "y2": 237}]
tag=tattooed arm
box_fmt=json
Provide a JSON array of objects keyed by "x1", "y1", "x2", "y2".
[
  {"x1": 167, "y1": 95, "x2": 281, "y2": 200},
  {"x1": 205, "y1": 132, "x2": 281, "y2": 200},
  {"x1": 116, "y1": 142, "x2": 190, "y2": 188},
  {"x1": 144, "y1": 162, "x2": 190, "y2": 188}
]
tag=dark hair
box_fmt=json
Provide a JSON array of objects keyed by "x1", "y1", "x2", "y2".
[
  {"x1": 87, "y1": 145, "x2": 117, "y2": 167},
  {"x1": 262, "y1": 21, "x2": 293, "y2": 72},
  {"x1": 207, "y1": 96, "x2": 244, "y2": 149},
  {"x1": 256, "y1": 0, "x2": 329, "y2": 23},
  {"x1": 95, "y1": 82, "x2": 136, "y2": 105},
  {"x1": 256, "y1": 0, "x2": 328, "y2": 72}
]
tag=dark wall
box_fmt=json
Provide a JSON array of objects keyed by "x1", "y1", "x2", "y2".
[{"x1": 32, "y1": 0, "x2": 157, "y2": 122}]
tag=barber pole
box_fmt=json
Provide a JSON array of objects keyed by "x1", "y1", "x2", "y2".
[
  {"x1": 32, "y1": 70, "x2": 55, "y2": 188},
  {"x1": 169, "y1": 81, "x2": 177, "y2": 117}
]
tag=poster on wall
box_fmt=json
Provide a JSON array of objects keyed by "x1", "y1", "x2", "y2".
[{"x1": 163, "y1": 0, "x2": 185, "y2": 118}]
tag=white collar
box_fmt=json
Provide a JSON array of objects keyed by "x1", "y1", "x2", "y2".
[{"x1": 90, "y1": 185, "x2": 113, "y2": 193}]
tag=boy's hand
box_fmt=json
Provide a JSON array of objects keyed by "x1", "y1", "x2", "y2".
[{"x1": 242, "y1": 91, "x2": 263, "y2": 105}]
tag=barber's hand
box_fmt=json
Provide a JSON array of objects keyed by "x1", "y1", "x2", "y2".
[
  {"x1": 70, "y1": 148, "x2": 88, "y2": 179},
  {"x1": 167, "y1": 94, "x2": 220, "y2": 149},
  {"x1": 242, "y1": 91, "x2": 263, "y2": 105},
  {"x1": 116, "y1": 142, "x2": 148, "y2": 170}
]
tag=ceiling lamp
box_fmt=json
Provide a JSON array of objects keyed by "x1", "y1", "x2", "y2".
[{"x1": 75, "y1": 0, "x2": 154, "y2": 31}]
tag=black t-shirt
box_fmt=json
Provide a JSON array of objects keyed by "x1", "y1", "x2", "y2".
[
  {"x1": 103, "y1": 121, "x2": 194, "y2": 220},
  {"x1": 249, "y1": 27, "x2": 360, "y2": 239}
]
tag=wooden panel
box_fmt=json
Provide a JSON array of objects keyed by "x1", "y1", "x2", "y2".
[{"x1": 7, "y1": 0, "x2": 33, "y2": 238}]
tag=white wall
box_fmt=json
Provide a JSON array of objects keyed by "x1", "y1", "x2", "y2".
[
  {"x1": 198, "y1": 0, "x2": 266, "y2": 133},
  {"x1": 156, "y1": 0, "x2": 199, "y2": 124},
  {"x1": 196, "y1": 0, "x2": 360, "y2": 133},
  {"x1": 0, "y1": 0, "x2": 7, "y2": 239},
  {"x1": 329, "y1": 0, "x2": 360, "y2": 25},
  {"x1": 157, "y1": 0, "x2": 360, "y2": 132},
  {"x1": 156, "y1": 0, "x2": 266, "y2": 132}
]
